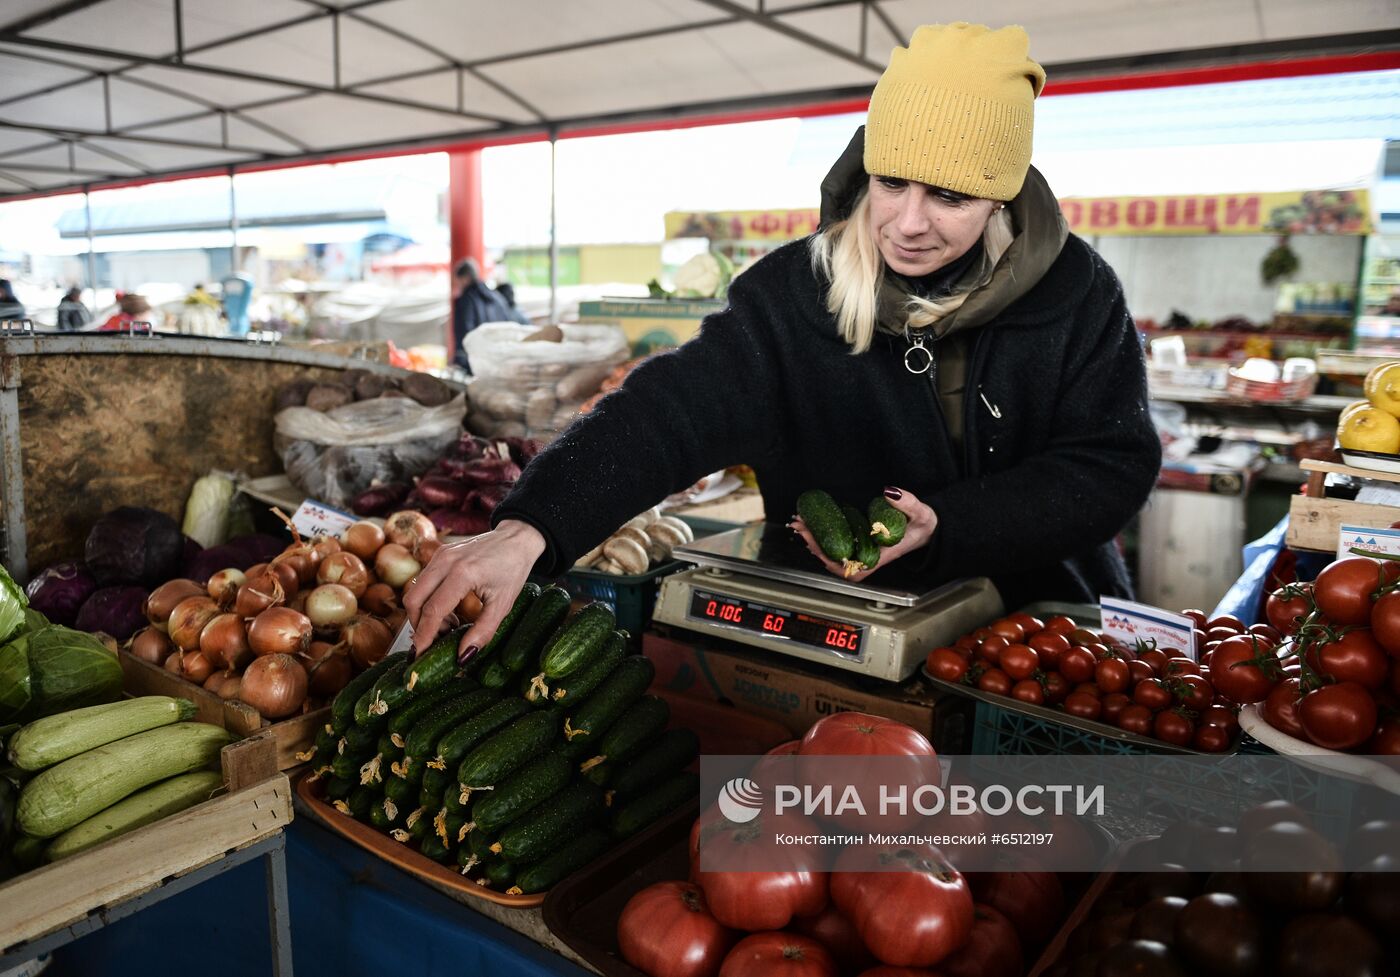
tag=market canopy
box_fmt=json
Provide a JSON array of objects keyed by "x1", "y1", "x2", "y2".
[{"x1": 0, "y1": 0, "x2": 1395, "y2": 199}]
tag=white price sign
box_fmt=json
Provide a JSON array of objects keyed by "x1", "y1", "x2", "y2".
[
  {"x1": 289, "y1": 499, "x2": 356, "y2": 540},
  {"x1": 1099, "y1": 596, "x2": 1198, "y2": 661},
  {"x1": 1337, "y1": 524, "x2": 1400, "y2": 561}
]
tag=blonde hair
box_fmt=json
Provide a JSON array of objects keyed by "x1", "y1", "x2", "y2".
[{"x1": 810, "y1": 190, "x2": 1015, "y2": 353}]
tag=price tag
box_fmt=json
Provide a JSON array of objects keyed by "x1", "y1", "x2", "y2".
[
  {"x1": 289, "y1": 499, "x2": 356, "y2": 540},
  {"x1": 1099, "y1": 596, "x2": 1198, "y2": 660},
  {"x1": 1337, "y1": 524, "x2": 1400, "y2": 561}
]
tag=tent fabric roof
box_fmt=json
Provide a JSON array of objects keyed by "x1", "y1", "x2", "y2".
[{"x1": 0, "y1": 0, "x2": 1395, "y2": 199}]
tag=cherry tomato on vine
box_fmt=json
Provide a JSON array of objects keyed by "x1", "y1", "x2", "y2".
[
  {"x1": 1154, "y1": 710, "x2": 1195, "y2": 747},
  {"x1": 927, "y1": 648, "x2": 969, "y2": 684},
  {"x1": 989, "y1": 619, "x2": 1025, "y2": 643},
  {"x1": 1100, "y1": 692, "x2": 1131, "y2": 725},
  {"x1": 1314, "y1": 558, "x2": 1400, "y2": 627},
  {"x1": 1128, "y1": 660, "x2": 1155, "y2": 683},
  {"x1": 977, "y1": 667, "x2": 1013, "y2": 696},
  {"x1": 1261, "y1": 677, "x2": 1306, "y2": 739},
  {"x1": 1133, "y1": 679, "x2": 1174, "y2": 712},
  {"x1": 1209, "y1": 636, "x2": 1280, "y2": 705},
  {"x1": 1042, "y1": 672, "x2": 1070, "y2": 704},
  {"x1": 1299, "y1": 682, "x2": 1377, "y2": 750},
  {"x1": 1370, "y1": 590, "x2": 1400, "y2": 658},
  {"x1": 1266, "y1": 583, "x2": 1312, "y2": 636},
  {"x1": 1137, "y1": 648, "x2": 1168, "y2": 676},
  {"x1": 1117, "y1": 704, "x2": 1154, "y2": 736},
  {"x1": 1192, "y1": 723, "x2": 1231, "y2": 753},
  {"x1": 1010, "y1": 679, "x2": 1044, "y2": 705},
  {"x1": 1314, "y1": 629, "x2": 1389, "y2": 690},
  {"x1": 1008, "y1": 612, "x2": 1045, "y2": 636},
  {"x1": 1064, "y1": 692, "x2": 1102, "y2": 721},
  {"x1": 1043, "y1": 615, "x2": 1078, "y2": 636},
  {"x1": 1174, "y1": 674, "x2": 1214, "y2": 713}
]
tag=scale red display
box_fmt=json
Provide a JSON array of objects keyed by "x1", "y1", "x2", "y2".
[{"x1": 688, "y1": 589, "x2": 863, "y2": 657}]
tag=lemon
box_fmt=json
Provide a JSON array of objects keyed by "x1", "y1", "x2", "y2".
[
  {"x1": 1364, "y1": 362, "x2": 1400, "y2": 417},
  {"x1": 1338, "y1": 405, "x2": 1400, "y2": 454}
]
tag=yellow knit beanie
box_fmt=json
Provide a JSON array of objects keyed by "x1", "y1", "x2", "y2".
[{"x1": 864, "y1": 22, "x2": 1045, "y2": 201}]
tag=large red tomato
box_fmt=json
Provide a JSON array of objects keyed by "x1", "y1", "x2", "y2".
[
  {"x1": 831, "y1": 845, "x2": 974, "y2": 968},
  {"x1": 1266, "y1": 584, "x2": 1312, "y2": 635},
  {"x1": 718, "y1": 933, "x2": 836, "y2": 977},
  {"x1": 1299, "y1": 682, "x2": 1378, "y2": 750},
  {"x1": 790, "y1": 904, "x2": 877, "y2": 975},
  {"x1": 1371, "y1": 590, "x2": 1400, "y2": 658},
  {"x1": 694, "y1": 809, "x2": 829, "y2": 931},
  {"x1": 618, "y1": 882, "x2": 737, "y2": 977},
  {"x1": 1209, "y1": 637, "x2": 1280, "y2": 705},
  {"x1": 1313, "y1": 629, "x2": 1389, "y2": 689},
  {"x1": 1314, "y1": 558, "x2": 1400, "y2": 627},
  {"x1": 1369, "y1": 717, "x2": 1400, "y2": 754},
  {"x1": 799, "y1": 713, "x2": 935, "y2": 758},
  {"x1": 969, "y1": 870, "x2": 1065, "y2": 950},
  {"x1": 938, "y1": 903, "x2": 1022, "y2": 977},
  {"x1": 798, "y1": 713, "x2": 937, "y2": 832},
  {"x1": 1261, "y1": 678, "x2": 1306, "y2": 739}
]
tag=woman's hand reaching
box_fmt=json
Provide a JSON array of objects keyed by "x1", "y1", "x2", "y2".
[{"x1": 790, "y1": 486, "x2": 937, "y2": 583}]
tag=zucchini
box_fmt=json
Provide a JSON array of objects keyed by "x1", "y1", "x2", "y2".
[
  {"x1": 354, "y1": 658, "x2": 410, "y2": 727},
  {"x1": 500, "y1": 586, "x2": 571, "y2": 674},
  {"x1": 422, "y1": 699, "x2": 531, "y2": 796},
  {"x1": 345, "y1": 785, "x2": 378, "y2": 821},
  {"x1": 401, "y1": 689, "x2": 501, "y2": 769},
  {"x1": 418, "y1": 834, "x2": 453, "y2": 864},
  {"x1": 491, "y1": 781, "x2": 604, "y2": 863},
  {"x1": 508, "y1": 827, "x2": 611, "y2": 895},
  {"x1": 867, "y1": 496, "x2": 908, "y2": 546},
  {"x1": 797, "y1": 489, "x2": 853, "y2": 561},
  {"x1": 538, "y1": 602, "x2": 616, "y2": 679},
  {"x1": 484, "y1": 859, "x2": 519, "y2": 890},
  {"x1": 467, "y1": 583, "x2": 541, "y2": 674},
  {"x1": 7, "y1": 697, "x2": 197, "y2": 772},
  {"x1": 387, "y1": 676, "x2": 480, "y2": 744},
  {"x1": 403, "y1": 627, "x2": 470, "y2": 695},
  {"x1": 548, "y1": 632, "x2": 627, "y2": 707},
  {"x1": 609, "y1": 729, "x2": 699, "y2": 803},
  {"x1": 324, "y1": 775, "x2": 355, "y2": 802},
  {"x1": 333, "y1": 653, "x2": 406, "y2": 733},
  {"x1": 17, "y1": 723, "x2": 231, "y2": 839},
  {"x1": 561, "y1": 656, "x2": 655, "y2": 760},
  {"x1": 581, "y1": 695, "x2": 669, "y2": 772},
  {"x1": 12, "y1": 834, "x2": 44, "y2": 870},
  {"x1": 469, "y1": 752, "x2": 572, "y2": 836},
  {"x1": 844, "y1": 505, "x2": 880, "y2": 573},
  {"x1": 45, "y1": 768, "x2": 226, "y2": 861},
  {"x1": 342, "y1": 723, "x2": 378, "y2": 755},
  {"x1": 610, "y1": 771, "x2": 699, "y2": 839},
  {"x1": 458, "y1": 711, "x2": 559, "y2": 797}
]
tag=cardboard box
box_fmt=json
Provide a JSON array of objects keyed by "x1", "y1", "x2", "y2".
[{"x1": 644, "y1": 631, "x2": 974, "y2": 753}]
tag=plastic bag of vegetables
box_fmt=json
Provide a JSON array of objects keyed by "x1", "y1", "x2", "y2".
[
  {"x1": 0, "y1": 625, "x2": 123, "y2": 724},
  {"x1": 274, "y1": 393, "x2": 466, "y2": 510}
]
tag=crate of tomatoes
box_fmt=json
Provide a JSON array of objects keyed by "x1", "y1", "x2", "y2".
[{"x1": 922, "y1": 604, "x2": 1258, "y2": 756}]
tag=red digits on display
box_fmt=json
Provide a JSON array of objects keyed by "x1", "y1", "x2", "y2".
[{"x1": 762, "y1": 614, "x2": 785, "y2": 633}]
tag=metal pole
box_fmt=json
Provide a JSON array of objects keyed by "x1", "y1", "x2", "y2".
[
  {"x1": 548, "y1": 127, "x2": 558, "y2": 324},
  {"x1": 84, "y1": 188, "x2": 96, "y2": 306},
  {"x1": 228, "y1": 167, "x2": 238, "y2": 274}
]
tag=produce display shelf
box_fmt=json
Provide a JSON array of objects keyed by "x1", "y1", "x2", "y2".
[
  {"x1": 120, "y1": 648, "x2": 328, "y2": 771},
  {"x1": 0, "y1": 733, "x2": 293, "y2": 971},
  {"x1": 1286, "y1": 458, "x2": 1400, "y2": 553}
]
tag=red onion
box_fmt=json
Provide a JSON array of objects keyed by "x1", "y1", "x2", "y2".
[
  {"x1": 168, "y1": 596, "x2": 220, "y2": 651},
  {"x1": 361, "y1": 583, "x2": 398, "y2": 616},
  {"x1": 145, "y1": 579, "x2": 207, "y2": 632},
  {"x1": 374, "y1": 544, "x2": 420, "y2": 590},
  {"x1": 306, "y1": 584, "x2": 358, "y2": 629},
  {"x1": 428, "y1": 508, "x2": 489, "y2": 537},
  {"x1": 206, "y1": 568, "x2": 246, "y2": 609},
  {"x1": 130, "y1": 627, "x2": 174, "y2": 665},
  {"x1": 234, "y1": 569, "x2": 285, "y2": 617},
  {"x1": 239, "y1": 654, "x2": 308, "y2": 719},
  {"x1": 248, "y1": 607, "x2": 313, "y2": 657},
  {"x1": 415, "y1": 476, "x2": 468, "y2": 509},
  {"x1": 343, "y1": 521, "x2": 384, "y2": 560},
  {"x1": 200, "y1": 613, "x2": 252, "y2": 671},
  {"x1": 317, "y1": 552, "x2": 369, "y2": 597},
  {"x1": 341, "y1": 614, "x2": 392, "y2": 669},
  {"x1": 384, "y1": 511, "x2": 436, "y2": 551}
]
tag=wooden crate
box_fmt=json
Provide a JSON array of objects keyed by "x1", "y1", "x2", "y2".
[
  {"x1": 1286, "y1": 459, "x2": 1400, "y2": 553},
  {"x1": 0, "y1": 733, "x2": 289, "y2": 953},
  {"x1": 120, "y1": 649, "x2": 328, "y2": 771}
]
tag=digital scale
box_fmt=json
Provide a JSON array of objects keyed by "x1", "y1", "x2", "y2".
[{"x1": 652, "y1": 524, "x2": 1004, "y2": 681}]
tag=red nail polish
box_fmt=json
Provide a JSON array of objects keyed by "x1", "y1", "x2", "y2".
[
  {"x1": 884, "y1": 487, "x2": 902, "y2": 500},
  {"x1": 458, "y1": 645, "x2": 479, "y2": 664}
]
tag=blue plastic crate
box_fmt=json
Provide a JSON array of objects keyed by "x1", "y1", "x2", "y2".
[{"x1": 556, "y1": 560, "x2": 684, "y2": 645}]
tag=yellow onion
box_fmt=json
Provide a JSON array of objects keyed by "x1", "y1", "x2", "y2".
[
  {"x1": 248, "y1": 607, "x2": 313, "y2": 657},
  {"x1": 458, "y1": 592, "x2": 484, "y2": 621},
  {"x1": 235, "y1": 569, "x2": 285, "y2": 618},
  {"x1": 374, "y1": 543, "x2": 420, "y2": 590},
  {"x1": 200, "y1": 613, "x2": 251, "y2": 671},
  {"x1": 267, "y1": 559, "x2": 301, "y2": 596},
  {"x1": 416, "y1": 538, "x2": 442, "y2": 565},
  {"x1": 361, "y1": 582, "x2": 398, "y2": 616},
  {"x1": 276, "y1": 546, "x2": 317, "y2": 586},
  {"x1": 168, "y1": 596, "x2": 220, "y2": 651},
  {"x1": 179, "y1": 650, "x2": 214, "y2": 684},
  {"x1": 302, "y1": 640, "x2": 353, "y2": 698},
  {"x1": 145, "y1": 579, "x2": 207, "y2": 632},
  {"x1": 306, "y1": 584, "x2": 358, "y2": 629},
  {"x1": 341, "y1": 614, "x2": 392, "y2": 669},
  {"x1": 343, "y1": 521, "x2": 384, "y2": 561},
  {"x1": 384, "y1": 511, "x2": 436, "y2": 551},
  {"x1": 130, "y1": 627, "x2": 174, "y2": 666},
  {"x1": 239, "y1": 654, "x2": 308, "y2": 719},
  {"x1": 317, "y1": 551, "x2": 369, "y2": 597},
  {"x1": 206, "y1": 568, "x2": 246, "y2": 609}
]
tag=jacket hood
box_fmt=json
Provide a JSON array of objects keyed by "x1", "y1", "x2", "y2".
[{"x1": 819, "y1": 125, "x2": 1069, "y2": 335}]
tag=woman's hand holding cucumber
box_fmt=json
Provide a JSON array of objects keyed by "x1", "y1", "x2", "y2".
[{"x1": 790, "y1": 486, "x2": 936, "y2": 582}]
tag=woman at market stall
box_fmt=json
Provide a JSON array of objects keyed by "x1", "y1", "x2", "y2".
[{"x1": 406, "y1": 22, "x2": 1162, "y2": 660}]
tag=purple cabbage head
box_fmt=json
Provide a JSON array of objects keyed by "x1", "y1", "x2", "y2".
[
  {"x1": 24, "y1": 561, "x2": 98, "y2": 628},
  {"x1": 84, "y1": 507, "x2": 184, "y2": 586},
  {"x1": 75, "y1": 585, "x2": 150, "y2": 641}
]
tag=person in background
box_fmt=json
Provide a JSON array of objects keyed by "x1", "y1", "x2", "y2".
[
  {"x1": 0, "y1": 279, "x2": 25, "y2": 321},
  {"x1": 56, "y1": 286, "x2": 90, "y2": 331},
  {"x1": 450, "y1": 257, "x2": 517, "y2": 371},
  {"x1": 99, "y1": 292, "x2": 153, "y2": 331},
  {"x1": 495, "y1": 281, "x2": 531, "y2": 325}
]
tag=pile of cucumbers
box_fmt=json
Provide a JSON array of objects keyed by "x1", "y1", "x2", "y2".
[
  {"x1": 796, "y1": 489, "x2": 908, "y2": 578},
  {"x1": 307, "y1": 584, "x2": 700, "y2": 895}
]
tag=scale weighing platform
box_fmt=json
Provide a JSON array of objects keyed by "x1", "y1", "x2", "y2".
[{"x1": 653, "y1": 524, "x2": 1003, "y2": 681}]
